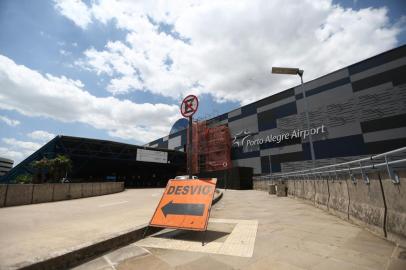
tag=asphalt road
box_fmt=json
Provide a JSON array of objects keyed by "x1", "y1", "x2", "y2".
[{"x1": 0, "y1": 188, "x2": 164, "y2": 270}]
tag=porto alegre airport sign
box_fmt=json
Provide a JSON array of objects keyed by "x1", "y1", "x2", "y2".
[{"x1": 233, "y1": 125, "x2": 326, "y2": 147}]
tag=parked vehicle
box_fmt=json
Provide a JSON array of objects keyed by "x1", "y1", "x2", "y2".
[{"x1": 174, "y1": 175, "x2": 198, "y2": 180}]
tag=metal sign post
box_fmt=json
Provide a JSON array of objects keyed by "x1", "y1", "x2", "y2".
[
  {"x1": 188, "y1": 115, "x2": 192, "y2": 179},
  {"x1": 223, "y1": 162, "x2": 228, "y2": 191},
  {"x1": 180, "y1": 95, "x2": 199, "y2": 179}
]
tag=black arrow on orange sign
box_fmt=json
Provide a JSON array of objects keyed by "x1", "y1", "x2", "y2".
[{"x1": 161, "y1": 200, "x2": 205, "y2": 217}]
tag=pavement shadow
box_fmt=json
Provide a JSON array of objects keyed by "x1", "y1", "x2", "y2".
[{"x1": 152, "y1": 229, "x2": 231, "y2": 243}]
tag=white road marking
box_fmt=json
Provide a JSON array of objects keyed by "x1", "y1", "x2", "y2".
[
  {"x1": 99, "y1": 201, "x2": 129, "y2": 207},
  {"x1": 131, "y1": 243, "x2": 152, "y2": 255},
  {"x1": 103, "y1": 255, "x2": 117, "y2": 270}
]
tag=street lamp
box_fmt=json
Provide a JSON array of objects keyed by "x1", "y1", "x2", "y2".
[{"x1": 271, "y1": 67, "x2": 316, "y2": 168}]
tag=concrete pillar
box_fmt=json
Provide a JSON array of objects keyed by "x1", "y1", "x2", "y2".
[
  {"x1": 314, "y1": 180, "x2": 329, "y2": 210},
  {"x1": 327, "y1": 179, "x2": 349, "y2": 220},
  {"x1": 303, "y1": 180, "x2": 315, "y2": 201},
  {"x1": 276, "y1": 182, "x2": 287, "y2": 197},
  {"x1": 269, "y1": 184, "x2": 276, "y2": 195},
  {"x1": 380, "y1": 170, "x2": 406, "y2": 246},
  {"x1": 347, "y1": 173, "x2": 385, "y2": 237}
]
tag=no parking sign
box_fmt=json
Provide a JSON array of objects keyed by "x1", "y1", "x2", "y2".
[{"x1": 180, "y1": 95, "x2": 199, "y2": 118}]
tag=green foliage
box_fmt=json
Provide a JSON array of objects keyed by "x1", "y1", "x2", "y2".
[
  {"x1": 54, "y1": 155, "x2": 72, "y2": 173},
  {"x1": 31, "y1": 155, "x2": 72, "y2": 183},
  {"x1": 15, "y1": 174, "x2": 32, "y2": 184},
  {"x1": 31, "y1": 157, "x2": 50, "y2": 170}
]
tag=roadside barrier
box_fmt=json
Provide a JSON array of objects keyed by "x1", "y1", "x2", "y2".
[
  {"x1": 254, "y1": 146, "x2": 406, "y2": 247},
  {"x1": 0, "y1": 182, "x2": 124, "y2": 207}
]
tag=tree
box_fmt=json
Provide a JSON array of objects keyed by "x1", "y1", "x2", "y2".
[
  {"x1": 53, "y1": 155, "x2": 72, "y2": 182},
  {"x1": 31, "y1": 158, "x2": 50, "y2": 184},
  {"x1": 15, "y1": 174, "x2": 32, "y2": 184},
  {"x1": 31, "y1": 155, "x2": 72, "y2": 183}
]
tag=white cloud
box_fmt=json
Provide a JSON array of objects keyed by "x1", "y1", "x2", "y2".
[
  {"x1": 64, "y1": 0, "x2": 402, "y2": 104},
  {"x1": 27, "y1": 130, "x2": 55, "y2": 142},
  {"x1": 0, "y1": 115, "x2": 20, "y2": 126},
  {"x1": 2, "y1": 138, "x2": 41, "y2": 152},
  {"x1": 0, "y1": 55, "x2": 180, "y2": 144},
  {"x1": 0, "y1": 147, "x2": 24, "y2": 164},
  {"x1": 54, "y1": 0, "x2": 93, "y2": 29},
  {"x1": 0, "y1": 132, "x2": 51, "y2": 166},
  {"x1": 59, "y1": 49, "x2": 71, "y2": 56},
  {"x1": 0, "y1": 138, "x2": 43, "y2": 165}
]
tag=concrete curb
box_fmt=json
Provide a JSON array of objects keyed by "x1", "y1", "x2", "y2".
[
  {"x1": 19, "y1": 189, "x2": 224, "y2": 270},
  {"x1": 213, "y1": 189, "x2": 223, "y2": 205}
]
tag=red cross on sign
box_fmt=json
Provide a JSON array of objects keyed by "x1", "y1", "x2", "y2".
[{"x1": 181, "y1": 95, "x2": 199, "y2": 117}]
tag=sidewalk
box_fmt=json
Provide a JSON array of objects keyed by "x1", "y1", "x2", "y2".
[{"x1": 80, "y1": 190, "x2": 406, "y2": 270}]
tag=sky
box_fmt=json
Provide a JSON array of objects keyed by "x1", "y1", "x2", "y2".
[{"x1": 0, "y1": 0, "x2": 405, "y2": 165}]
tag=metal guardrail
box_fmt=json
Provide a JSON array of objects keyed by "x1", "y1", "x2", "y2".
[{"x1": 257, "y1": 146, "x2": 406, "y2": 185}]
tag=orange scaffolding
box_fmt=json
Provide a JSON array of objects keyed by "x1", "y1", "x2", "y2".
[{"x1": 187, "y1": 121, "x2": 232, "y2": 174}]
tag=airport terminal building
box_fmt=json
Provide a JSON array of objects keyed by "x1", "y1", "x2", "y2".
[
  {"x1": 146, "y1": 45, "x2": 406, "y2": 175},
  {"x1": 2, "y1": 45, "x2": 405, "y2": 184},
  {"x1": 1, "y1": 136, "x2": 186, "y2": 186},
  {"x1": 0, "y1": 157, "x2": 13, "y2": 177}
]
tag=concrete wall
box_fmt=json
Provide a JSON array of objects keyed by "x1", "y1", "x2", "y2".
[
  {"x1": 253, "y1": 179, "x2": 268, "y2": 191},
  {"x1": 295, "y1": 179, "x2": 305, "y2": 199},
  {"x1": 314, "y1": 180, "x2": 329, "y2": 210},
  {"x1": 0, "y1": 182, "x2": 124, "y2": 207},
  {"x1": 82, "y1": 183, "x2": 93, "y2": 197},
  {"x1": 6, "y1": 184, "x2": 34, "y2": 206},
  {"x1": 69, "y1": 183, "x2": 83, "y2": 199},
  {"x1": 53, "y1": 183, "x2": 70, "y2": 201},
  {"x1": 380, "y1": 170, "x2": 406, "y2": 245},
  {"x1": 287, "y1": 180, "x2": 295, "y2": 196},
  {"x1": 92, "y1": 182, "x2": 101, "y2": 197},
  {"x1": 32, "y1": 184, "x2": 54, "y2": 204},
  {"x1": 253, "y1": 170, "x2": 406, "y2": 247},
  {"x1": 328, "y1": 179, "x2": 350, "y2": 220},
  {"x1": 303, "y1": 180, "x2": 315, "y2": 202},
  {"x1": 0, "y1": 184, "x2": 7, "y2": 207},
  {"x1": 347, "y1": 173, "x2": 385, "y2": 236}
]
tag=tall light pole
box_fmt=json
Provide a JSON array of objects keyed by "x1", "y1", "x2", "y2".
[{"x1": 271, "y1": 67, "x2": 316, "y2": 168}]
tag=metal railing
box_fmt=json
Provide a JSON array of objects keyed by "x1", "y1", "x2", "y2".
[{"x1": 258, "y1": 146, "x2": 406, "y2": 185}]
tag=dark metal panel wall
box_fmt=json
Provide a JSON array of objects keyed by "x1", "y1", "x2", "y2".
[{"x1": 147, "y1": 45, "x2": 406, "y2": 175}]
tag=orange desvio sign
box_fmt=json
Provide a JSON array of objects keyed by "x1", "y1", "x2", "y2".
[{"x1": 149, "y1": 179, "x2": 217, "y2": 231}]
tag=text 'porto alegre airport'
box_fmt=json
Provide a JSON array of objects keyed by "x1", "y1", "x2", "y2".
[
  {"x1": 146, "y1": 45, "x2": 406, "y2": 175},
  {"x1": 2, "y1": 45, "x2": 405, "y2": 186}
]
